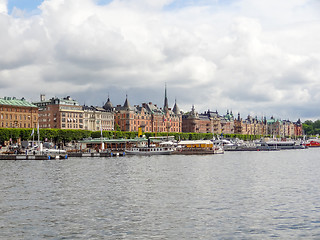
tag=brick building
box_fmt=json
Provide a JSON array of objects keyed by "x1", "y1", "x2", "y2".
[
  {"x1": 182, "y1": 107, "x2": 222, "y2": 134},
  {"x1": 33, "y1": 95, "x2": 84, "y2": 129},
  {"x1": 114, "y1": 87, "x2": 182, "y2": 133}
]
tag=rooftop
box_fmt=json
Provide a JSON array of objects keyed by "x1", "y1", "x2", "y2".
[{"x1": 0, "y1": 97, "x2": 37, "y2": 108}]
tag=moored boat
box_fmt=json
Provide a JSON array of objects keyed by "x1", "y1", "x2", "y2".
[
  {"x1": 125, "y1": 146, "x2": 174, "y2": 155},
  {"x1": 256, "y1": 140, "x2": 305, "y2": 150},
  {"x1": 174, "y1": 140, "x2": 224, "y2": 155},
  {"x1": 304, "y1": 139, "x2": 320, "y2": 147}
]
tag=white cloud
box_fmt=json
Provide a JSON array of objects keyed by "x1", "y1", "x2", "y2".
[
  {"x1": 0, "y1": 0, "x2": 7, "y2": 14},
  {"x1": 1, "y1": 0, "x2": 320, "y2": 120}
]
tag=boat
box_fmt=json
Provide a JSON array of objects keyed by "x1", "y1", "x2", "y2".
[
  {"x1": 26, "y1": 145, "x2": 67, "y2": 159},
  {"x1": 125, "y1": 140, "x2": 174, "y2": 155},
  {"x1": 256, "y1": 140, "x2": 305, "y2": 150},
  {"x1": 125, "y1": 146, "x2": 174, "y2": 155},
  {"x1": 304, "y1": 138, "x2": 320, "y2": 147},
  {"x1": 174, "y1": 140, "x2": 224, "y2": 155}
]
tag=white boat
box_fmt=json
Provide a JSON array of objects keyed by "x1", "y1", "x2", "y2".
[
  {"x1": 125, "y1": 146, "x2": 174, "y2": 155},
  {"x1": 257, "y1": 140, "x2": 305, "y2": 150},
  {"x1": 26, "y1": 145, "x2": 67, "y2": 159},
  {"x1": 213, "y1": 145, "x2": 224, "y2": 154}
]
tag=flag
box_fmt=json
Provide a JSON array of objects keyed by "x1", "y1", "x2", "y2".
[{"x1": 31, "y1": 129, "x2": 34, "y2": 137}]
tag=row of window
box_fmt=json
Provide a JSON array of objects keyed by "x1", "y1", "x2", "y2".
[
  {"x1": 61, "y1": 124, "x2": 83, "y2": 129},
  {"x1": 84, "y1": 114, "x2": 113, "y2": 119},
  {"x1": 61, "y1": 118, "x2": 84, "y2": 123},
  {"x1": 0, "y1": 114, "x2": 37, "y2": 121},
  {"x1": 0, "y1": 107, "x2": 36, "y2": 113},
  {"x1": 61, "y1": 112, "x2": 83, "y2": 118},
  {"x1": 1, "y1": 122, "x2": 35, "y2": 128}
]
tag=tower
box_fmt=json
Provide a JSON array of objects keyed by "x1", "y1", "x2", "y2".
[{"x1": 163, "y1": 84, "x2": 169, "y2": 113}]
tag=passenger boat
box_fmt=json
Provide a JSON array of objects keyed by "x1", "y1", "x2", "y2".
[
  {"x1": 174, "y1": 140, "x2": 224, "y2": 155},
  {"x1": 125, "y1": 146, "x2": 174, "y2": 155},
  {"x1": 256, "y1": 140, "x2": 305, "y2": 150}
]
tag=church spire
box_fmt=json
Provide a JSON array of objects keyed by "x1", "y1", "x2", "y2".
[{"x1": 164, "y1": 83, "x2": 169, "y2": 113}]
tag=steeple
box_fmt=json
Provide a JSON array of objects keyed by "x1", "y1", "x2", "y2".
[
  {"x1": 164, "y1": 83, "x2": 169, "y2": 113},
  {"x1": 172, "y1": 98, "x2": 180, "y2": 115},
  {"x1": 123, "y1": 94, "x2": 130, "y2": 109}
]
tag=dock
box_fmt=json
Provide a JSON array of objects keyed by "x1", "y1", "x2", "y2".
[
  {"x1": 0, "y1": 154, "x2": 66, "y2": 160},
  {"x1": 67, "y1": 152, "x2": 125, "y2": 158}
]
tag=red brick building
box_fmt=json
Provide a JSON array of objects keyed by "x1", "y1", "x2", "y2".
[
  {"x1": 33, "y1": 95, "x2": 84, "y2": 129},
  {"x1": 114, "y1": 87, "x2": 182, "y2": 133}
]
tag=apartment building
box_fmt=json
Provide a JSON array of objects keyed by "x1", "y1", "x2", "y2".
[
  {"x1": 33, "y1": 95, "x2": 83, "y2": 129},
  {"x1": 0, "y1": 97, "x2": 38, "y2": 129}
]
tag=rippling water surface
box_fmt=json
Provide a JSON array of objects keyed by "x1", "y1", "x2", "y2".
[{"x1": 1, "y1": 149, "x2": 320, "y2": 239}]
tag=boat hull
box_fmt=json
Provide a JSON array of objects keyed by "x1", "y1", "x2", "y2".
[{"x1": 305, "y1": 140, "x2": 320, "y2": 147}]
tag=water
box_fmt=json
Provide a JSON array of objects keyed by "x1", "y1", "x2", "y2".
[{"x1": 1, "y1": 149, "x2": 320, "y2": 239}]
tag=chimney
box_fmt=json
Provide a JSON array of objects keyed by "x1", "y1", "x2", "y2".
[{"x1": 40, "y1": 94, "x2": 45, "y2": 102}]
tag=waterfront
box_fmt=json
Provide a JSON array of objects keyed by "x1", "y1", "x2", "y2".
[{"x1": 1, "y1": 149, "x2": 320, "y2": 239}]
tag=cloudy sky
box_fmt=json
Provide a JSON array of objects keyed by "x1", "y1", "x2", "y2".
[{"x1": 1, "y1": 0, "x2": 320, "y2": 121}]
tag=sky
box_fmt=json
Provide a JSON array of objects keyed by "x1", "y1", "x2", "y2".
[{"x1": 1, "y1": 0, "x2": 320, "y2": 121}]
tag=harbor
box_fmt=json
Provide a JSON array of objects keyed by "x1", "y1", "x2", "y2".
[{"x1": 0, "y1": 135, "x2": 313, "y2": 160}]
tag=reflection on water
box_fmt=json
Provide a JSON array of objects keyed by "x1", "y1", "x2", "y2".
[{"x1": 1, "y1": 149, "x2": 320, "y2": 239}]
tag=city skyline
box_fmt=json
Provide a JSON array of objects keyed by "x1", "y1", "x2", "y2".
[{"x1": 1, "y1": 0, "x2": 320, "y2": 121}]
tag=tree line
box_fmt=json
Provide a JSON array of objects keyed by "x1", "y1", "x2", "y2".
[
  {"x1": 0, "y1": 128, "x2": 275, "y2": 145},
  {"x1": 302, "y1": 120, "x2": 320, "y2": 136}
]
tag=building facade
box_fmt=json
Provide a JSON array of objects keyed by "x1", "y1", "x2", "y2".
[
  {"x1": 0, "y1": 97, "x2": 38, "y2": 129},
  {"x1": 234, "y1": 114, "x2": 267, "y2": 135},
  {"x1": 33, "y1": 95, "x2": 84, "y2": 129},
  {"x1": 83, "y1": 105, "x2": 114, "y2": 131},
  {"x1": 114, "y1": 87, "x2": 182, "y2": 133},
  {"x1": 182, "y1": 107, "x2": 223, "y2": 134}
]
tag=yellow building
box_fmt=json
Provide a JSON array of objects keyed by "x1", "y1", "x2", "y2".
[{"x1": 0, "y1": 97, "x2": 38, "y2": 129}]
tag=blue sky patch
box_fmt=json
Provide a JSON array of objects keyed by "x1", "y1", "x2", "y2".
[{"x1": 7, "y1": 0, "x2": 43, "y2": 14}]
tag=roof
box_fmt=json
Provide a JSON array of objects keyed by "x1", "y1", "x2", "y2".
[
  {"x1": 103, "y1": 97, "x2": 113, "y2": 111},
  {"x1": 78, "y1": 137, "x2": 168, "y2": 144},
  {"x1": 33, "y1": 96, "x2": 80, "y2": 107},
  {"x1": 0, "y1": 97, "x2": 37, "y2": 108},
  {"x1": 178, "y1": 140, "x2": 213, "y2": 145},
  {"x1": 79, "y1": 137, "x2": 152, "y2": 144},
  {"x1": 172, "y1": 100, "x2": 181, "y2": 115}
]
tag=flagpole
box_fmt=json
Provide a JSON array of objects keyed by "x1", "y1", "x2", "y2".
[
  {"x1": 100, "y1": 121, "x2": 104, "y2": 151},
  {"x1": 37, "y1": 123, "x2": 40, "y2": 145}
]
